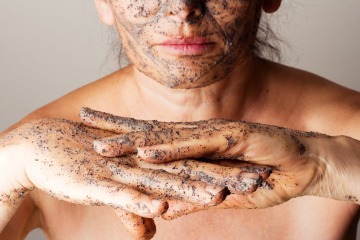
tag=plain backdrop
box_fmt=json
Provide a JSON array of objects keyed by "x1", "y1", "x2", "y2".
[{"x1": 0, "y1": 1, "x2": 359, "y2": 239}]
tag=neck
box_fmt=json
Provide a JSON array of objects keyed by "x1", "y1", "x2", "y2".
[{"x1": 123, "y1": 57, "x2": 266, "y2": 122}]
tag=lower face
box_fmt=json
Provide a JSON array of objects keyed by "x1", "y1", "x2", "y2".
[{"x1": 110, "y1": 0, "x2": 261, "y2": 89}]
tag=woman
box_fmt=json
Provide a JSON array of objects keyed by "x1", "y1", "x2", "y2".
[{"x1": 1, "y1": 0, "x2": 359, "y2": 239}]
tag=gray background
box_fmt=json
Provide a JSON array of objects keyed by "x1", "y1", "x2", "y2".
[{"x1": 0, "y1": 0, "x2": 359, "y2": 239}]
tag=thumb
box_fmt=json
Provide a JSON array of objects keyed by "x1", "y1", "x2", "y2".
[{"x1": 115, "y1": 209, "x2": 156, "y2": 240}]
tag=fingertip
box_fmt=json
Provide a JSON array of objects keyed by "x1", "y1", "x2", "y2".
[
  {"x1": 79, "y1": 107, "x2": 89, "y2": 116},
  {"x1": 116, "y1": 210, "x2": 157, "y2": 240},
  {"x1": 161, "y1": 213, "x2": 175, "y2": 221},
  {"x1": 79, "y1": 107, "x2": 95, "y2": 125},
  {"x1": 93, "y1": 139, "x2": 103, "y2": 150},
  {"x1": 212, "y1": 187, "x2": 230, "y2": 205},
  {"x1": 93, "y1": 140, "x2": 119, "y2": 157},
  {"x1": 141, "y1": 218, "x2": 157, "y2": 240},
  {"x1": 152, "y1": 199, "x2": 169, "y2": 214},
  {"x1": 161, "y1": 200, "x2": 204, "y2": 220}
]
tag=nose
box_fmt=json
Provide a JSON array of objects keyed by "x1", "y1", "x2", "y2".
[{"x1": 167, "y1": 0, "x2": 205, "y2": 23}]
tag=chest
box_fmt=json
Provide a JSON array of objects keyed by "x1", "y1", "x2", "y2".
[{"x1": 38, "y1": 194, "x2": 354, "y2": 240}]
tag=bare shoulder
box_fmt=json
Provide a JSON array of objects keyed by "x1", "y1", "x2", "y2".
[
  {"x1": 4, "y1": 67, "x2": 133, "y2": 134},
  {"x1": 0, "y1": 67, "x2": 133, "y2": 239},
  {"x1": 263, "y1": 60, "x2": 360, "y2": 138}
]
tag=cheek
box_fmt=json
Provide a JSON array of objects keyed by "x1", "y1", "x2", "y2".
[
  {"x1": 206, "y1": 0, "x2": 250, "y2": 24},
  {"x1": 112, "y1": 0, "x2": 162, "y2": 24}
]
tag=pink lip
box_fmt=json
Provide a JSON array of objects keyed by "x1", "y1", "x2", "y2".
[
  {"x1": 156, "y1": 37, "x2": 216, "y2": 56},
  {"x1": 160, "y1": 37, "x2": 212, "y2": 45}
]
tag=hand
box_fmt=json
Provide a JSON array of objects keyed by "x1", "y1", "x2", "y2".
[
  {"x1": 80, "y1": 108, "x2": 353, "y2": 219},
  {"x1": 80, "y1": 108, "x2": 272, "y2": 193},
  {"x1": 79, "y1": 108, "x2": 311, "y2": 218},
  {"x1": 0, "y1": 118, "x2": 229, "y2": 239}
]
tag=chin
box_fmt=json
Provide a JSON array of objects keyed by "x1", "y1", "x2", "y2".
[
  {"x1": 155, "y1": 62, "x2": 225, "y2": 89},
  {"x1": 158, "y1": 72, "x2": 222, "y2": 89}
]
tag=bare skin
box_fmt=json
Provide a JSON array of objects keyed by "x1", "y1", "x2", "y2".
[
  {"x1": 80, "y1": 108, "x2": 272, "y2": 195},
  {"x1": 86, "y1": 108, "x2": 360, "y2": 219},
  {"x1": 0, "y1": 119, "x2": 168, "y2": 216},
  {"x1": 1, "y1": 0, "x2": 360, "y2": 239},
  {"x1": 1, "y1": 59, "x2": 359, "y2": 239},
  {"x1": 1, "y1": 118, "x2": 251, "y2": 239},
  {"x1": 104, "y1": 0, "x2": 261, "y2": 88}
]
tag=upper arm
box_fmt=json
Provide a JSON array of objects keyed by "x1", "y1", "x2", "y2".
[
  {"x1": 341, "y1": 102, "x2": 360, "y2": 140},
  {"x1": 303, "y1": 82, "x2": 360, "y2": 139}
]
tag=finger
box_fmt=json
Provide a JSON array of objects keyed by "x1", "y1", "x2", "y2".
[
  {"x1": 115, "y1": 209, "x2": 156, "y2": 240},
  {"x1": 137, "y1": 136, "x2": 228, "y2": 163},
  {"x1": 134, "y1": 158, "x2": 271, "y2": 194},
  {"x1": 93, "y1": 133, "x2": 150, "y2": 157},
  {"x1": 197, "y1": 171, "x2": 294, "y2": 210},
  {"x1": 107, "y1": 161, "x2": 228, "y2": 206},
  {"x1": 79, "y1": 107, "x2": 202, "y2": 133},
  {"x1": 161, "y1": 199, "x2": 206, "y2": 220},
  {"x1": 210, "y1": 159, "x2": 273, "y2": 180},
  {"x1": 93, "y1": 128, "x2": 207, "y2": 157},
  {"x1": 44, "y1": 179, "x2": 168, "y2": 218},
  {"x1": 98, "y1": 182, "x2": 167, "y2": 218},
  {"x1": 162, "y1": 193, "x2": 261, "y2": 220},
  {"x1": 80, "y1": 107, "x2": 157, "y2": 133},
  {"x1": 239, "y1": 171, "x2": 301, "y2": 209},
  {"x1": 93, "y1": 130, "x2": 175, "y2": 157}
]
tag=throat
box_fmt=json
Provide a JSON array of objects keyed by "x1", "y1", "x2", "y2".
[{"x1": 123, "y1": 58, "x2": 264, "y2": 122}]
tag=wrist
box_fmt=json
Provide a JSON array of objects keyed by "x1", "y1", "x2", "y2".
[
  {"x1": 304, "y1": 135, "x2": 360, "y2": 203},
  {"x1": 329, "y1": 136, "x2": 360, "y2": 203}
]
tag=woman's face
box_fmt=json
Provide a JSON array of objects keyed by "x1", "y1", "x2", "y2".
[{"x1": 109, "y1": 0, "x2": 261, "y2": 88}]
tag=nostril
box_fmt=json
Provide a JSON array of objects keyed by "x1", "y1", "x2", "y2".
[{"x1": 167, "y1": 1, "x2": 205, "y2": 22}]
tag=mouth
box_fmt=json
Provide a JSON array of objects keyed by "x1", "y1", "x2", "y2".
[{"x1": 154, "y1": 37, "x2": 216, "y2": 57}]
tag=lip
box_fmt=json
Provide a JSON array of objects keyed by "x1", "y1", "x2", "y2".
[{"x1": 155, "y1": 37, "x2": 216, "y2": 56}]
